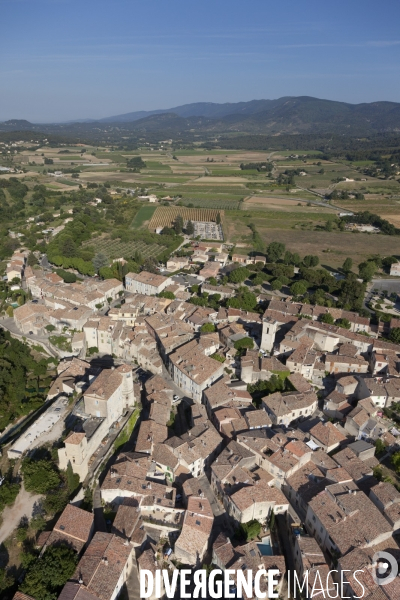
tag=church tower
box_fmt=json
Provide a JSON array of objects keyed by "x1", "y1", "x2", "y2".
[{"x1": 260, "y1": 317, "x2": 278, "y2": 353}]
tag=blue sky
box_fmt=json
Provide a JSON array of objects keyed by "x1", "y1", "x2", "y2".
[{"x1": 1, "y1": 0, "x2": 400, "y2": 122}]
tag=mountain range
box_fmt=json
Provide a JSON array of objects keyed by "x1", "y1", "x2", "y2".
[{"x1": 2, "y1": 96, "x2": 400, "y2": 136}]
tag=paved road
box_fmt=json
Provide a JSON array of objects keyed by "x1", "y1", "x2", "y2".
[
  {"x1": 0, "y1": 317, "x2": 57, "y2": 357},
  {"x1": 0, "y1": 484, "x2": 42, "y2": 543},
  {"x1": 40, "y1": 254, "x2": 52, "y2": 269}
]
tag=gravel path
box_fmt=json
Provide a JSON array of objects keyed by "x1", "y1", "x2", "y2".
[{"x1": 0, "y1": 484, "x2": 42, "y2": 543}]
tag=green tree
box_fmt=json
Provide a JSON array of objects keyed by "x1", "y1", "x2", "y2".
[
  {"x1": 234, "y1": 337, "x2": 254, "y2": 351},
  {"x1": 325, "y1": 220, "x2": 333, "y2": 232},
  {"x1": 200, "y1": 322, "x2": 216, "y2": 334},
  {"x1": 375, "y1": 439, "x2": 386, "y2": 456},
  {"x1": 0, "y1": 478, "x2": 20, "y2": 512},
  {"x1": 358, "y1": 260, "x2": 377, "y2": 282},
  {"x1": 216, "y1": 212, "x2": 221, "y2": 225},
  {"x1": 22, "y1": 458, "x2": 61, "y2": 494},
  {"x1": 227, "y1": 287, "x2": 257, "y2": 311},
  {"x1": 336, "y1": 318, "x2": 351, "y2": 329},
  {"x1": 228, "y1": 267, "x2": 250, "y2": 284},
  {"x1": 290, "y1": 281, "x2": 308, "y2": 296},
  {"x1": 142, "y1": 257, "x2": 158, "y2": 273},
  {"x1": 20, "y1": 544, "x2": 78, "y2": 600},
  {"x1": 61, "y1": 237, "x2": 76, "y2": 258},
  {"x1": 303, "y1": 255, "x2": 319, "y2": 268},
  {"x1": 342, "y1": 257, "x2": 353, "y2": 273},
  {"x1": 267, "y1": 242, "x2": 285, "y2": 262},
  {"x1": 320, "y1": 312, "x2": 334, "y2": 324},
  {"x1": 252, "y1": 273, "x2": 267, "y2": 287},
  {"x1": 208, "y1": 277, "x2": 218, "y2": 286},
  {"x1": 98, "y1": 266, "x2": 115, "y2": 279},
  {"x1": 56, "y1": 269, "x2": 77, "y2": 283},
  {"x1": 270, "y1": 279, "x2": 283, "y2": 291},
  {"x1": 27, "y1": 252, "x2": 38, "y2": 267},
  {"x1": 0, "y1": 568, "x2": 13, "y2": 595},
  {"x1": 339, "y1": 274, "x2": 366, "y2": 310},
  {"x1": 92, "y1": 252, "x2": 109, "y2": 273},
  {"x1": 186, "y1": 219, "x2": 194, "y2": 236},
  {"x1": 391, "y1": 451, "x2": 400, "y2": 473},
  {"x1": 390, "y1": 328, "x2": 400, "y2": 344},
  {"x1": 174, "y1": 214, "x2": 184, "y2": 234},
  {"x1": 238, "y1": 519, "x2": 261, "y2": 541},
  {"x1": 158, "y1": 290, "x2": 175, "y2": 299}
]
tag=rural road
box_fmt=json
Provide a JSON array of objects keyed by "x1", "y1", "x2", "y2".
[{"x1": 0, "y1": 484, "x2": 42, "y2": 543}]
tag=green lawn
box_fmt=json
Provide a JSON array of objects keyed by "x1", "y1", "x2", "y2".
[
  {"x1": 145, "y1": 161, "x2": 172, "y2": 171},
  {"x1": 131, "y1": 205, "x2": 158, "y2": 228}
]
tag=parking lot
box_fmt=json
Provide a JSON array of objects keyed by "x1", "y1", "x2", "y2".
[
  {"x1": 7, "y1": 395, "x2": 69, "y2": 458},
  {"x1": 370, "y1": 278, "x2": 400, "y2": 295}
]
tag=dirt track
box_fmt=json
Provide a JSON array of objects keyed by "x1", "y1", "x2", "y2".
[{"x1": 0, "y1": 484, "x2": 42, "y2": 543}]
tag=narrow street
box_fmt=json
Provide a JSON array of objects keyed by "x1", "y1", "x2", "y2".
[
  {"x1": 124, "y1": 557, "x2": 140, "y2": 600},
  {"x1": 276, "y1": 514, "x2": 295, "y2": 599},
  {"x1": 92, "y1": 484, "x2": 107, "y2": 533},
  {"x1": 197, "y1": 474, "x2": 235, "y2": 542}
]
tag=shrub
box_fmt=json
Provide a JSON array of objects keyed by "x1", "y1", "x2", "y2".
[
  {"x1": 158, "y1": 290, "x2": 175, "y2": 299},
  {"x1": 22, "y1": 457, "x2": 61, "y2": 495},
  {"x1": 210, "y1": 353, "x2": 225, "y2": 363},
  {"x1": 234, "y1": 337, "x2": 254, "y2": 351},
  {"x1": 200, "y1": 323, "x2": 216, "y2": 333},
  {"x1": 20, "y1": 544, "x2": 78, "y2": 599},
  {"x1": 56, "y1": 269, "x2": 77, "y2": 283}
]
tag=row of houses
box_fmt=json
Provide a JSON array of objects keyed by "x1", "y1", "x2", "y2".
[{"x1": 6, "y1": 250, "x2": 27, "y2": 282}]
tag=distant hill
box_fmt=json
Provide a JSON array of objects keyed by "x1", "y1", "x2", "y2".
[
  {"x1": 98, "y1": 96, "x2": 400, "y2": 135},
  {"x1": 99, "y1": 99, "x2": 281, "y2": 123},
  {"x1": 2, "y1": 96, "x2": 400, "y2": 137},
  {"x1": 2, "y1": 119, "x2": 36, "y2": 129}
]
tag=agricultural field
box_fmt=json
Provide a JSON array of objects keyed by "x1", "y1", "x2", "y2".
[
  {"x1": 148, "y1": 206, "x2": 224, "y2": 230},
  {"x1": 180, "y1": 198, "x2": 241, "y2": 210},
  {"x1": 131, "y1": 205, "x2": 158, "y2": 229},
  {"x1": 6, "y1": 143, "x2": 399, "y2": 273},
  {"x1": 224, "y1": 210, "x2": 399, "y2": 268},
  {"x1": 82, "y1": 235, "x2": 165, "y2": 260}
]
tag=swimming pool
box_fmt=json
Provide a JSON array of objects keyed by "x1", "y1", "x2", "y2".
[{"x1": 257, "y1": 535, "x2": 273, "y2": 556}]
